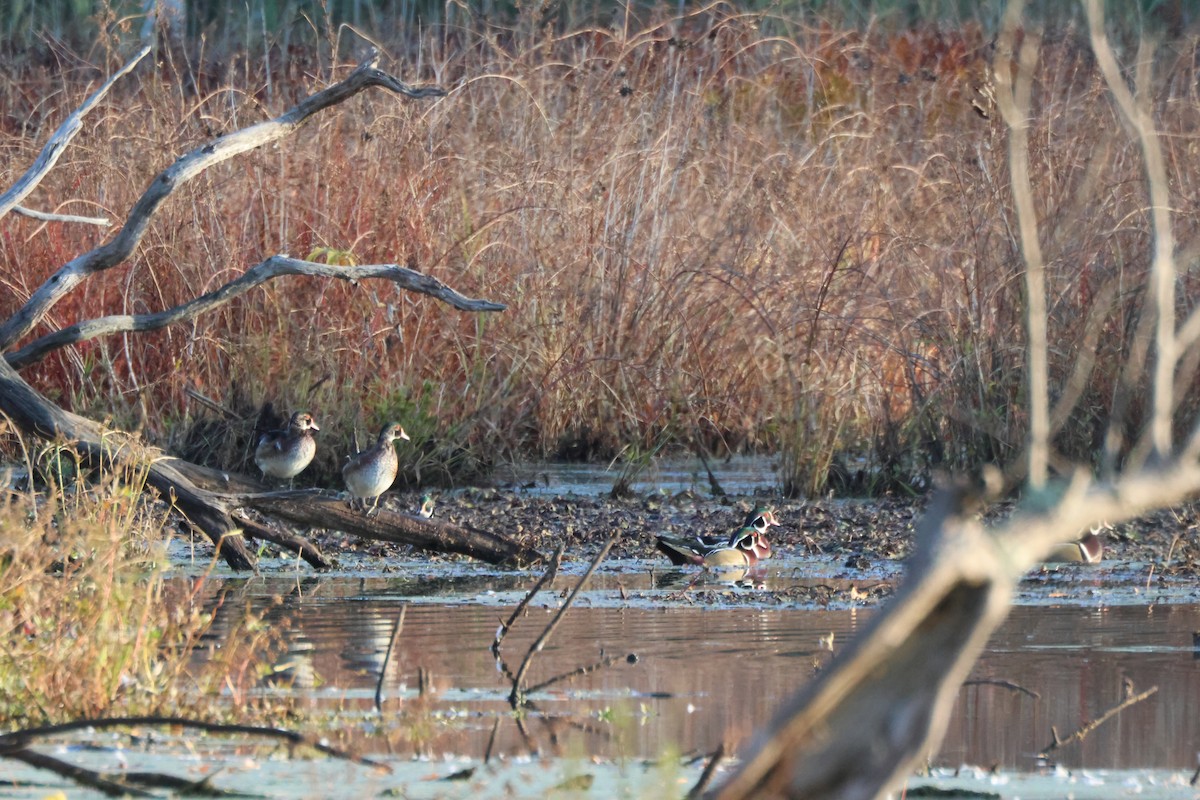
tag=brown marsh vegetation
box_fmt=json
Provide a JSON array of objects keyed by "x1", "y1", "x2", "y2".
[
  {"x1": 2, "y1": 3, "x2": 1199, "y2": 759},
  {"x1": 4, "y1": 6, "x2": 1195, "y2": 498}
]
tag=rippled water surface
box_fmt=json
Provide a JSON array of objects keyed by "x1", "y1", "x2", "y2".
[
  {"x1": 185, "y1": 560, "x2": 1200, "y2": 773},
  {"x1": 9, "y1": 459, "x2": 1199, "y2": 797}
]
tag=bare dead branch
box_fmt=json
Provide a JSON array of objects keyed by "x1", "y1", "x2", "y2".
[
  {"x1": 374, "y1": 605, "x2": 407, "y2": 712},
  {"x1": 1040, "y1": 685, "x2": 1158, "y2": 755},
  {"x1": 10, "y1": 205, "x2": 112, "y2": 226},
  {"x1": 244, "y1": 492, "x2": 541, "y2": 566},
  {"x1": 524, "y1": 651, "x2": 636, "y2": 695},
  {"x1": 961, "y1": 678, "x2": 1040, "y2": 699},
  {"x1": 1085, "y1": 2, "x2": 1177, "y2": 461},
  {"x1": 510, "y1": 536, "x2": 617, "y2": 706},
  {"x1": 7, "y1": 256, "x2": 504, "y2": 368},
  {"x1": 0, "y1": 51, "x2": 445, "y2": 352},
  {"x1": 0, "y1": 746, "x2": 157, "y2": 798},
  {"x1": 688, "y1": 743, "x2": 727, "y2": 800},
  {"x1": 493, "y1": 543, "x2": 564, "y2": 655},
  {"x1": 0, "y1": 715, "x2": 389, "y2": 771},
  {"x1": 993, "y1": 0, "x2": 1049, "y2": 489},
  {"x1": 233, "y1": 512, "x2": 333, "y2": 568},
  {"x1": 0, "y1": 46, "x2": 150, "y2": 220}
]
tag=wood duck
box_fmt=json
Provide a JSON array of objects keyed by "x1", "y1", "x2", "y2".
[
  {"x1": 745, "y1": 505, "x2": 782, "y2": 534},
  {"x1": 418, "y1": 493, "x2": 436, "y2": 519},
  {"x1": 652, "y1": 503, "x2": 782, "y2": 566},
  {"x1": 342, "y1": 422, "x2": 409, "y2": 513},
  {"x1": 254, "y1": 411, "x2": 319, "y2": 486},
  {"x1": 656, "y1": 525, "x2": 773, "y2": 568},
  {"x1": 1046, "y1": 527, "x2": 1105, "y2": 564}
]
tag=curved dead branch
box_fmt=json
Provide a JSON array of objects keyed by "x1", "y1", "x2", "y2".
[
  {"x1": 0, "y1": 46, "x2": 151, "y2": 220},
  {"x1": 0, "y1": 50, "x2": 446, "y2": 351},
  {"x1": 10, "y1": 206, "x2": 112, "y2": 226},
  {"x1": 7, "y1": 256, "x2": 506, "y2": 368},
  {"x1": 0, "y1": 713, "x2": 389, "y2": 796}
]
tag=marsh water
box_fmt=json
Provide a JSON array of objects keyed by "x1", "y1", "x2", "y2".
[
  {"x1": 210, "y1": 563, "x2": 1200, "y2": 772},
  {"x1": 8, "y1": 458, "x2": 1200, "y2": 798}
]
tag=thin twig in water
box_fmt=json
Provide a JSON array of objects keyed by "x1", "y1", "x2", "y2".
[
  {"x1": 1, "y1": 747, "x2": 157, "y2": 798},
  {"x1": 510, "y1": 535, "x2": 618, "y2": 706},
  {"x1": 686, "y1": 742, "x2": 727, "y2": 800},
  {"x1": 493, "y1": 544, "x2": 564, "y2": 655},
  {"x1": 525, "y1": 652, "x2": 637, "y2": 695},
  {"x1": 375, "y1": 605, "x2": 407, "y2": 712},
  {"x1": 962, "y1": 678, "x2": 1040, "y2": 699},
  {"x1": 0, "y1": 715, "x2": 389, "y2": 771},
  {"x1": 483, "y1": 718, "x2": 500, "y2": 765},
  {"x1": 1041, "y1": 685, "x2": 1158, "y2": 754}
]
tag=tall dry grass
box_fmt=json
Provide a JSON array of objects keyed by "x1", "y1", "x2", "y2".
[
  {"x1": 0, "y1": 424, "x2": 286, "y2": 725},
  {"x1": 2, "y1": 7, "x2": 1197, "y2": 495}
]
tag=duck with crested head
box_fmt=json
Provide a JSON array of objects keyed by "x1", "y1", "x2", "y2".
[
  {"x1": 656, "y1": 524, "x2": 773, "y2": 568},
  {"x1": 1046, "y1": 524, "x2": 1107, "y2": 564},
  {"x1": 254, "y1": 411, "x2": 319, "y2": 487},
  {"x1": 343, "y1": 422, "x2": 410, "y2": 513},
  {"x1": 418, "y1": 493, "x2": 436, "y2": 519},
  {"x1": 745, "y1": 504, "x2": 782, "y2": 534},
  {"x1": 655, "y1": 504, "x2": 781, "y2": 566}
]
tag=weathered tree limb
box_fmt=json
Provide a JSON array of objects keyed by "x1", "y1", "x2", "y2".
[
  {"x1": 7, "y1": 256, "x2": 505, "y2": 368},
  {"x1": 0, "y1": 357, "x2": 256, "y2": 569},
  {"x1": 0, "y1": 357, "x2": 538, "y2": 570},
  {"x1": 233, "y1": 512, "x2": 334, "y2": 569},
  {"x1": 0, "y1": 747, "x2": 156, "y2": 798},
  {"x1": 493, "y1": 543, "x2": 564, "y2": 654},
  {"x1": 245, "y1": 492, "x2": 543, "y2": 566},
  {"x1": 10, "y1": 205, "x2": 112, "y2": 226},
  {"x1": 0, "y1": 46, "x2": 150, "y2": 221},
  {"x1": 961, "y1": 678, "x2": 1039, "y2": 699},
  {"x1": 1041, "y1": 684, "x2": 1158, "y2": 755},
  {"x1": 0, "y1": 714, "x2": 389, "y2": 770},
  {"x1": 1085, "y1": 0, "x2": 1177, "y2": 464},
  {"x1": 510, "y1": 535, "x2": 616, "y2": 706},
  {"x1": 0, "y1": 50, "x2": 445, "y2": 351},
  {"x1": 993, "y1": 1, "x2": 1048, "y2": 490}
]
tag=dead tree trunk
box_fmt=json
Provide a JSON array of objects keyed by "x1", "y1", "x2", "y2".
[{"x1": 0, "y1": 48, "x2": 538, "y2": 571}]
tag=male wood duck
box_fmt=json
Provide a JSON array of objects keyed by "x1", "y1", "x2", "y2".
[
  {"x1": 343, "y1": 422, "x2": 410, "y2": 513},
  {"x1": 254, "y1": 411, "x2": 319, "y2": 486},
  {"x1": 745, "y1": 505, "x2": 782, "y2": 534},
  {"x1": 1046, "y1": 526, "x2": 1105, "y2": 564},
  {"x1": 418, "y1": 493, "x2": 436, "y2": 519},
  {"x1": 656, "y1": 525, "x2": 773, "y2": 568}
]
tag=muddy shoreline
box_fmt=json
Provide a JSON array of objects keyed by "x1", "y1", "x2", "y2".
[{"x1": 304, "y1": 487, "x2": 1198, "y2": 581}]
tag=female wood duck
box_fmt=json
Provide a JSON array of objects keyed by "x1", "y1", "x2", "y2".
[
  {"x1": 342, "y1": 422, "x2": 409, "y2": 513},
  {"x1": 254, "y1": 411, "x2": 319, "y2": 486},
  {"x1": 656, "y1": 525, "x2": 773, "y2": 568},
  {"x1": 1046, "y1": 527, "x2": 1105, "y2": 564}
]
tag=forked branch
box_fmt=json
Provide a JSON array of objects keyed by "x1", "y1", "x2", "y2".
[
  {"x1": 0, "y1": 46, "x2": 150, "y2": 220},
  {"x1": 0, "y1": 50, "x2": 448, "y2": 352},
  {"x1": 7, "y1": 256, "x2": 506, "y2": 368}
]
